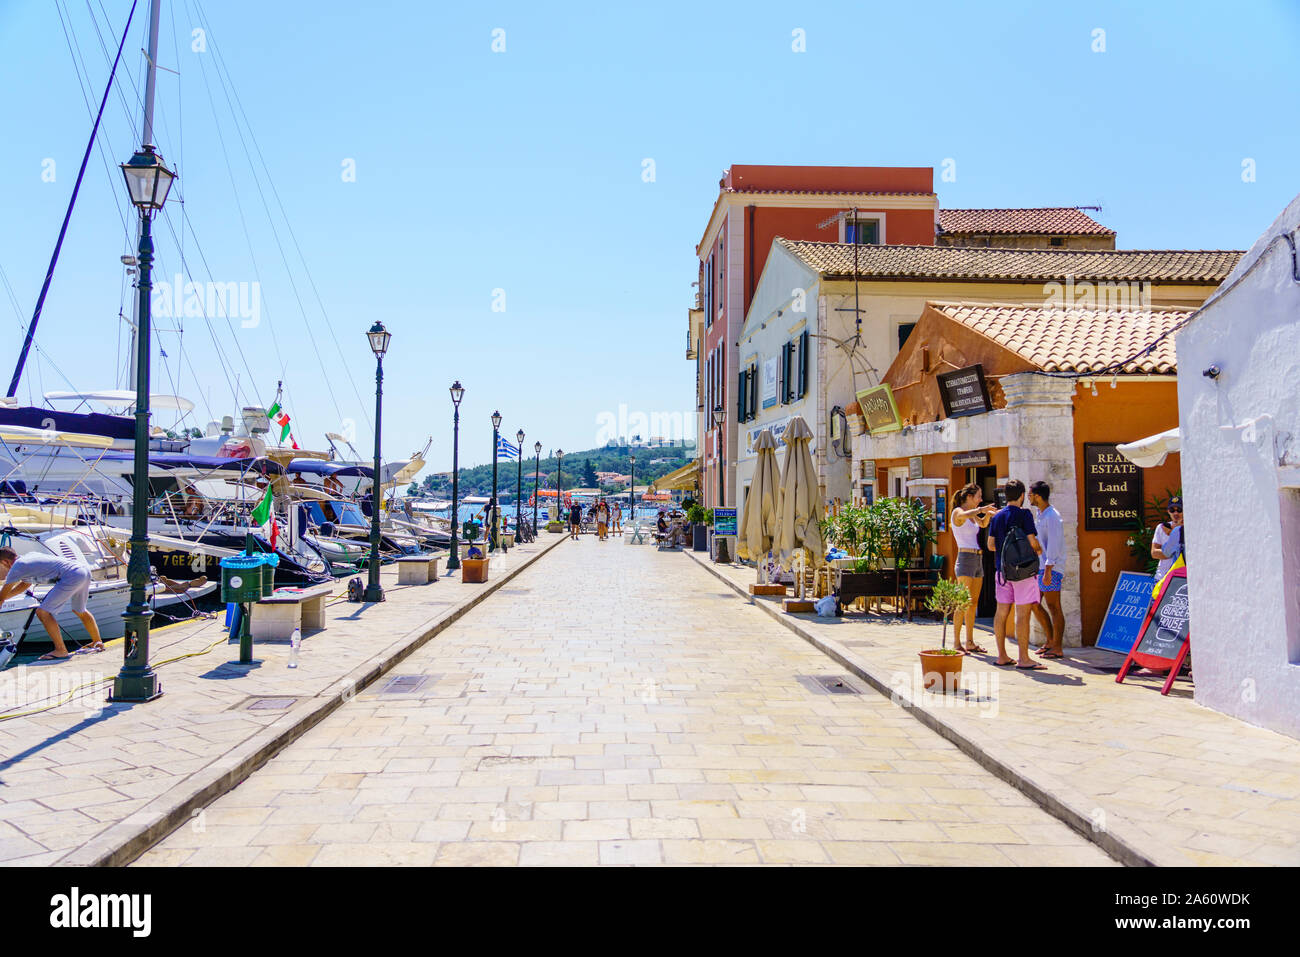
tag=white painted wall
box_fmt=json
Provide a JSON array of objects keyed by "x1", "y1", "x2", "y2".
[{"x1": 1176, "y1": 193, "x2": 1300, "y2": 740}]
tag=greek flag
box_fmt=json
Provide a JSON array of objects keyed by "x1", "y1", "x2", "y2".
[{"x1": 497, "y1": 437, "x2": 520, "y2": 460}]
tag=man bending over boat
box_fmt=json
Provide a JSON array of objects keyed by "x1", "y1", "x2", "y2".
[{"x1": 0, "y1": 547, "x2": 104, "y2": 661}]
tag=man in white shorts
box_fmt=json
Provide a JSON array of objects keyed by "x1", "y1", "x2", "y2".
[{"x1": 0, "y1": 547, "x2": 103, "y2": 661}]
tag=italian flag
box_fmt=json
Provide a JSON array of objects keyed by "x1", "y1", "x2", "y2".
[
  {"x1": 267, "y1": 401, "x2": 293, "y2": 445},
  {"x1": 251, "y1": 485, "x2": 279, "y2": 548}
]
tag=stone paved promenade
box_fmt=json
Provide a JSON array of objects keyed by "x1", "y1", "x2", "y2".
[
  {"x1": 0, "y1": 535, "x2": 560, "y2": 865},
  {"x1": 691, "y1": 552, "x2": 1300, "y2": 867},
  {"x1": 137, "y1": 536, "x2": 1110, "y2": 866}
]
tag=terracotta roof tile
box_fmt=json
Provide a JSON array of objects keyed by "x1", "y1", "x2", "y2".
[
  {"x1": 939, "y1": 207, "x2": 1114, "y2": 235},
  {"x1": 777, "y1": 239, "x2": 1242, "y2": 283},
  {"x1": 929, "y1": 302, "x2": 1189, "y2": 374},
  {"x1": 724, "y1": 188, "x2": 935, "y2": 197}
]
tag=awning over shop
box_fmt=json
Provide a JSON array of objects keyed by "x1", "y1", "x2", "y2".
[
  {"x1": 649, "y1": 460, "x2": 700, "y2": 493},
  {"x1": 1117, "y1": 428, "x2": 1181, "y2": 468}
]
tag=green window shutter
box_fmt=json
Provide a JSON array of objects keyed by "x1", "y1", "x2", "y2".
[
  {"x1": 749, "y1": 365, "x2": 758, "y2": 416},
  {"x1": 781, "y1": 343, "x2": 792, "y2": 403},
  {"x1": 737, "y1": 370, "x2": 747, "y2": 422},
  {"x1": 798, "y1": 331, "x2": 809, "y2": 398}
]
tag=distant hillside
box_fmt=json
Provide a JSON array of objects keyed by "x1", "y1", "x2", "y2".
[{"x1": 409, "y1": 442, "x2": 696, "y2": 501}]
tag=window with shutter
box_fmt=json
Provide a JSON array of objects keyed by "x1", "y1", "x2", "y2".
[
  {"x1": 781, "y1": 343, "x2": 793, "y2": 404},
  {"x1": 748, "y1": 364, "x2": 758, "y2": 418},
  {"x1": 797, "y1": 331, "x2": 809, "y2": 399},
  {"x1": 737, "y1": 370, "x2": 746, "y2": 422}
]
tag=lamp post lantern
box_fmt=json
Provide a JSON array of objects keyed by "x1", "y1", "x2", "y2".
[
  {"x1": 629, "y1": 452, "x2": 636, "y2": 524},
  {"x1": 533, "y1": 441, "x2": 542, "y2": 532},
  {"x1": 515, "y1": 428, "x2": 525, "y2": 538},
  {"x1": 362, "y1": 320, "x2": 391, "y2": 603},
  {"x1": 110, "y1": 145, "x2": 175, "y2": 703},
  {"x1": 447, "y1": 381, "x2": 464, "y2": 571},
  {"x1": 490, "y1": 411, "x2": 502, "y2": 552}
]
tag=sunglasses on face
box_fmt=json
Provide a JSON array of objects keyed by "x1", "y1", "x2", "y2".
[{"x1": 1168, "y1": 508, "x2": 1182, "y2": 514}]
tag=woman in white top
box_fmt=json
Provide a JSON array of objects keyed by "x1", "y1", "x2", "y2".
[{"x1": 951, "y1": 483, "x2": 997, "y2": 654}]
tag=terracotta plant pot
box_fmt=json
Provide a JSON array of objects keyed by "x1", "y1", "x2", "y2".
[
  {"x1": 918, "y1": 649, "x2": 964, "y2": 693},
  {"x1": 461, "y1": 557, "x2": 490, "y2": 583}
]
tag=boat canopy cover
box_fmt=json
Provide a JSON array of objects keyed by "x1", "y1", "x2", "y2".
[
  {"x1": 0, "y1": 405, "x2": 133, "y2": 441},
  {"x1": 288, "y1": 458, "x2": 373, "y2": 478},
  {"x1": 97, "y1": 451, "x2": 286, "y2": 474},
  {"x1": 44, "y1": 390, "x2": 196, "y2": 413},
  {"x1": 0, "y1": 423, "x2": 116, "y2": 449}
]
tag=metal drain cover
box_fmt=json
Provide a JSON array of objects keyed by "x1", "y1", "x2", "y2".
[
  {"x1": 245, "y1": 696, "x2": 297, "y2": 711},
  {"x1": 379, "y1": 675, "x2": 435, "y2": 695},
  {"x1": 797, "y1": 675, "x2": 863, "y2": 695}
]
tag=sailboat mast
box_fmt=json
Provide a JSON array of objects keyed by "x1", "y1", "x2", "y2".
[{"x1": 128, "y1": 0, "x2": 163, "y2": 389}]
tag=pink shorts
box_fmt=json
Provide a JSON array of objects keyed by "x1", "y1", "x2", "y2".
[{"x1": 995, "y1": 574, "x2": 1041, "y2": 605}]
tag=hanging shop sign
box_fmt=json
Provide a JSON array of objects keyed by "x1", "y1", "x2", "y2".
[
  {"x1": 1095, "y1": 570, "x2": 1157, "y2": 653},
  {"x1": 908, "y1": 456, "x2": 924, "y2": 480},
  {"x1": 855, "y1": 384, "x2": 901, "y2": 434},
  {"x1": 1083, "y1": 443, "x2": 1143, "y2": 530},
  {"x1": 1116, "y1": 566, "x2": 1190, "y2": 696},
  {"x1": 936, "y1": 365, "x2": 992, "y2": 418},
  {"x1": 952, "y1": 449, "x2": 990, "y2": 468}
]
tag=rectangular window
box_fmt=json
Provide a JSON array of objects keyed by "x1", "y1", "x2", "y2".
[
  {"x1": 898, "y1": 322, "x2": 917, "y2": 352},
  {"x1": 748, "y1": 363, "x2": 758, "y2": 417},
  {"x1": 780, "y1": 342, "x2": 794, "y2": 404},
  {"x1": 845, "y1": 218, "x2": 880, "y2": 245},
  {"x1": 737, "y1": 369, "x2": 747, "y2": 422}
]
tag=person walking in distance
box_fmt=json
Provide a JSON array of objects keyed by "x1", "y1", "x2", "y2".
[
  {"x1": 568, "y1": 501, "x2": 582, "y2": 540},
  {"x1": 950, "y1": 483, "x2": 997, "y2": 654},
  {"x1": 1028, "y1": 481, "x2": 1066, "y2": 659},
  {"x1": 987, "y1": 480, "x2": 1045, "y2": 670},
  {"x1": 0, "y1": 547, "x2": 104, "y2": 661}
]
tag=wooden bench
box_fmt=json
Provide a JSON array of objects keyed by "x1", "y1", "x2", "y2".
[
  {"x1": 250, "y1": 582, "x2": 335, "y2": 641},
  {"x1": 396, "y1": 554, "x2": 440, "y2": 585}
]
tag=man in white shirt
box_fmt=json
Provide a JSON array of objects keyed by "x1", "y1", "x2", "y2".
[{"x1": 1028, "y1": 481, "x2": 1066, "y2": 659}]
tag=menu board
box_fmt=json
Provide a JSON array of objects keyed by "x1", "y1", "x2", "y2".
[
  {"x1": 1083, "y1": 443, "x2": 1143, "y2": 531},
  {"x1": 1116, "y1": 567, "x2": 1190, "y2": 696},
  {"x1": 713, "y1": 507, "x2": 737, "y2": 536}
]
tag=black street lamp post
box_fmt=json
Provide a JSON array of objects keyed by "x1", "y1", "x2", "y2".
[
  {"x1": 111, "y1": 145, "x2": 175, "y2": 703},
  {"x1": 447, "y1": 381, "x2": 464, "y2": 571},
  {"x1": 712, "y1": 406, "x2": 730, "y2": 564},
  {"x1": 533, "y1": 441, "x2": 542, "y2": 532},
  {"x1": 556, "y1": 450, "x2": 564, "y2": 525},
  {"x1": 515, "y1": 428, "x2": 524, "y2": 538},
  {"x1": 629, "y1": 452, "x2": 636, "y2": 523},
  {"x1": 490, "y1": 411, "x2": 502, "y2": 552},
  {"x1": 363, "y1": 321, "x2": 392, "y2": 602}
]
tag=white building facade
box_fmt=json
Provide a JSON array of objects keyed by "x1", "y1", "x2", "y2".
[{"x1": 1176, "y1": 193, "x2": 1300, "y2": 740}]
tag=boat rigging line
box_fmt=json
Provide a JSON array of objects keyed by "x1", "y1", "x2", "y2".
[{"x1": 8, "y1": 0, "x2": 139, "y2": 400}]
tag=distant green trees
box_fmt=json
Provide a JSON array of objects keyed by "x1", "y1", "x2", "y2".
[{"x1": 408, "y1": 442, "x2": 696, "y2": 499}]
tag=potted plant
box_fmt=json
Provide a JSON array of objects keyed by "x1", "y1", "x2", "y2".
[
  {"x1": 830, "y1": 503, "x2": 895, "y2": 609},
  {"x1": 919, "y1": 578, "x2": 971, "y2": 692},
  {"x1": 686, "y1": 503, "x2": 709, "y2": 551},
  {"x1": 460, "y1": 544, "x2": 490, "y2": 583}
]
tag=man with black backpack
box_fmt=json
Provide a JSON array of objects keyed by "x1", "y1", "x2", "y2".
[{"x1": 987, "y1": 479, "x2": 1045, "y2": 670}]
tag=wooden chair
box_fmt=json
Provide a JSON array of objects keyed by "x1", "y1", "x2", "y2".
[{"x1": 904, "y1": 555, "x2": 946, "y2": 621}]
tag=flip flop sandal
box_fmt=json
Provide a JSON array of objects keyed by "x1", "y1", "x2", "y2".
[
  {"x1": 1016, "y1": 662, "x2": 1047, "y2": 670},
  {"x1": 37, "y1": 652, "x2": 72, "y2": 661},
  {"x1": 964, "y1": 645, "x2": 988, "y2": 654},
  {"x1": 993, "y1": 659, "x2": 1016, "y2": 667},
  {"x1": 1039, "y1": 651, "x2": 1064, "y2": 659},
  {"x1": 74, "y1": 645, "x2": 105, "y2": 655}
]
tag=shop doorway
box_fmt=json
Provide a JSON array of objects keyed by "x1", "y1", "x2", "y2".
[{"x1": 969, "y1": 465, "x2": 999, "y2": 617}]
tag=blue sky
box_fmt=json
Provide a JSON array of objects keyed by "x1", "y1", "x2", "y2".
[{"x1": 1, "y1": 0, "x2": 1297, "y2": 473}]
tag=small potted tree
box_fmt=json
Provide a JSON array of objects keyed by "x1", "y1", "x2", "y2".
[
  {"x1": 686, "y1": 503, "x2": 709, "y2": 551},
  {"x1": 920, "y1": 579, "x2": 971, "y2": 692}
]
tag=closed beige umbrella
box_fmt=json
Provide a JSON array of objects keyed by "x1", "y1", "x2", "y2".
[
  {"x1": 775, "y1": 416, "x2": 824, "y2": 571},
  {"x1": 737, "y1": 429, "x2": 779, "y2": 567}
]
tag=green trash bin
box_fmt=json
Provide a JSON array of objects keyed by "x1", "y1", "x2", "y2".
[
  {"x1": 463, "y1": 520, "x2": 481, "y2": 542},
  {"x1": 220, "y1": 554, "x2": 271, "y2": 604}
]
